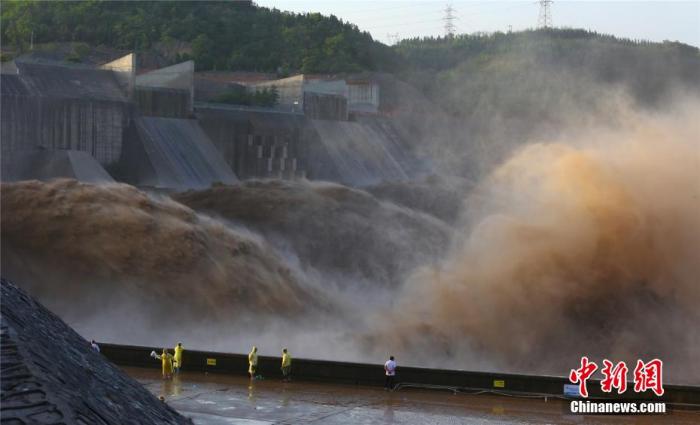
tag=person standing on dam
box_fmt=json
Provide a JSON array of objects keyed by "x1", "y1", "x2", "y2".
[
  {"x1": 384, "y1": 356, "x2": 397, "y2": 390},
  {"x1": 90, "y1": 340, "x2": 100, "y2": 353},
  {"x1": 248, "y1": 346, "x2": 258, "y2": 379},
  {"x1": 173, "y1": 342, "x2": 184, "y2": 373},
  {"x1": 281, "y1": 348, "x2": 292, "y2": 382},
  {"x1": 151, "y1": 348, "x2": 174, "y2": 379}
]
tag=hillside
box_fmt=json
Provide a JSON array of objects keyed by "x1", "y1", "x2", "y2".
[
  {"x1": 390, "y1": 30, "x2": 700, "y2": 176},
  {"x1": 396, "y1": 29, "x2": 700, "y2": 111},
  {"x1": 0, "y1": 0, "x2": 397, "y2": 73}
]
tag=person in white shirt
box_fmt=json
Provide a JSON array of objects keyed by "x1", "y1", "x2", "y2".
[
  {"x1": 384, "y1": 355, "x2": 396, "y2": 390},
  {"x1": 90, "y1": 340, "x2": 100, "y2": 353}
]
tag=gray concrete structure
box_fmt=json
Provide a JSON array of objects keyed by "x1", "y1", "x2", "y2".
[
  {"x1": 99, "y1": 53, "x2": 136, "y2": 99},
  {"x1": 134, "y1": 86, "x2": 192, "y2": 118},
  {"x1": 196, "y1": 103, "x2": 420, "y2": 185},
  {"x1": 0, "y1": 56, "x2": 407, "y2": 188},
  {"x1": 305, "y1": 118, "x2": 415, "y2": 186},
  {"x1": 0, "y1": 61, "x2": 131, "y2": 166},
  {"x1": 303, "y1": 91, "x2": 348, "y2": 120},
  {"x1": 304, "y1": 79, "x2": 347, "y2": 97},
  {"x1": 1, "y1": 149, "x2": 115, "y2": 183},
  {"x1": 135, "y1": 60, "x2": 195, "y2": 115},
  {"x1": 119, "y1": 116, "x2": 238, "y2": 190},
  {"x1": 251, "y1": 74, "x2": 380, "y2": 117},
  {"x1": 196, "y1": 104, "x2": 307, "y2": 180},
  {"x1": 347, "y1": 78, "x2": 380, "y2": 114}
]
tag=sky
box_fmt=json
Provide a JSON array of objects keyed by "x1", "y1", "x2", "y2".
[{"x1": 254, "y1": 1, "x2": 700, "y2": 47}]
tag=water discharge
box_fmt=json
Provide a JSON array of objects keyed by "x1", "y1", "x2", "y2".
[
  {"x1": 0, "y1": 180, "x2": 330, "y2": 332},
  {"x1": 370, "y1": 99, "x2": 700, "y2": 382},
  {"x1": 1, "y1": 99, "x2": 698, "y2": 383}
]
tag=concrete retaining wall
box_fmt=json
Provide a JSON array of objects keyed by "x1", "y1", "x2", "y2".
[{"x1": 100, "y1": 343, "x2": 700, "y2": 405}]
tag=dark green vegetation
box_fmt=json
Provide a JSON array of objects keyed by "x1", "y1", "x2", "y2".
[
  {"x1": 1, "y1": 0, "x2": 396, "y2": 73},
  {"x1": 213, "y1": 86, "x2": 279, "y2": 107}
]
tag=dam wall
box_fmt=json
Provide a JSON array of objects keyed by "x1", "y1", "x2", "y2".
[
  {"x1": 1, "y1": 58, "x2": 420, "y2": 187},
  {"x1": 1, "y1": 62, "x2": 131, "y2": 166},
  {"x1": 1, "y1": 150, "x2": 115, "y2": 183},
  {"x1": 304, "y1": 117, "x2": 416, "y2": 186},
  {"x1": 196, "y1": 104, "x2": 307, "y2": 180},
  {"x1": 197, "y1": 103, "x2": 421, "y2": 186},
  {"x1": 118, "y1": 116, "x2": 238, "y2": 189}
]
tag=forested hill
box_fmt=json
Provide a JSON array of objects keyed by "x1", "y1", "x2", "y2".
[
  {"x1": 396, "y1": 29, "x2": 700, "y2": 114},
  {"x1": 0, "y1": 0, "x2": 397, "y2": 73}
]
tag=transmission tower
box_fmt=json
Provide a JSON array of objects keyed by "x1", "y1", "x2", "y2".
[
  {"x1": 538, "y1": 0, "x2": 553, "y2": 29},
  {"x1": 443, "y1": 3, "x2": 457, "y2": 38},
  {"x1": 386, "y1": 33, "x2": 400, "y2": 46}
]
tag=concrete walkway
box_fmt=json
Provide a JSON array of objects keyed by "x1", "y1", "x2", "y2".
[{"x1": 125, "y1": 366, "x2": 699, "y2": 424}]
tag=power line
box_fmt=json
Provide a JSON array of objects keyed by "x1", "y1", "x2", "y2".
[{"x1": 538, "y1": 0, "x2": 553, "y2": 29}]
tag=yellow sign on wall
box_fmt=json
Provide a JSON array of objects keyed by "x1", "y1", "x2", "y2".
[
  {"x1": 493, "y1": 379, "x2": 505, "y2": 388},
  {"x1": 206, "y1": 358, "x2": 217, "y2": 366}
]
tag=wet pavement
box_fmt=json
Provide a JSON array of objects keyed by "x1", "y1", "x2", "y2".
[{"x1": 124, "y1": 367, "x2": 699, "y2": 424}]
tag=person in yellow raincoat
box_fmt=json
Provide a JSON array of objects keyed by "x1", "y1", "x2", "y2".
[
  {"x1": 248, "y1": 346, "x2": 258, "y2": 379},
  {"x1": 152, "y1": 348, "x2": 174, "y2": 379},
  {"x1": 173, "y1": 342, "x2": 184, "y2": 373},
  {"x1": 281, "y1": 348, "x2": 292, "y2": 382}
]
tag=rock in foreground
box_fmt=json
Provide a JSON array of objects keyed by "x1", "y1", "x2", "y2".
[{"x1": 0, "y1": 278, "x2": 190, "y2": 424}]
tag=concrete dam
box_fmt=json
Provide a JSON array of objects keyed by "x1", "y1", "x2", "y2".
[{"x1": 1, "y1": 56, "x2": 422, "y2": 191}]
